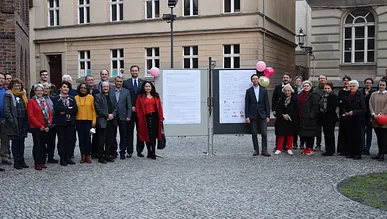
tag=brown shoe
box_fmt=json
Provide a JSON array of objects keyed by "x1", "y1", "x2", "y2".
[
  {"x1": 261, "y1": 152, "x2": 271, "y2": 157},
  {"x1": 253, "y1": 151, "x2": 259, "y2": 156},
  {"x1": 86, "y1": 155, "x2": 92, "y2": 163},
  {"x1": 80, "y1": 155, "x2": 86, "y2": 163}
]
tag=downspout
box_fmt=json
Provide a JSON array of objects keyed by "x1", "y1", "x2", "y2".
[{"x1": 263, "y1": 0, "x2": 266, "y2": 61}]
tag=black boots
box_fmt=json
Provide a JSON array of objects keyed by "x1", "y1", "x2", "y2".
[{"x1": 13, "y1": 158, "x2": 22, "y2": 170}]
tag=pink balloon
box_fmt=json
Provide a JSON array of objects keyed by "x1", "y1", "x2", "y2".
[
  {"x1": 256, "y1": 61, "x2": 266, "y2": 72},
  {"x1": 149, "y1": 67, "x2": 160, "y2": 77},
  {"x1": 264, "y1": 67, "x2": 275, "y2": 78}
]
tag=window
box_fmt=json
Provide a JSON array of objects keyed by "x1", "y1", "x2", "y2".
[
  {"x1": 78, "y1": 0, "x2": 90, "y2": 24},
  {"x1": 79, "y1": 51, "x2": 91, "y2": 77},
  {"x1": 343, "y1": 9, "x2": 375, "y2": 63},
  {"x1": 183, "y1": 0, "x2": 198, "y2": 16},
  {"x1": 224, "y1": 0, "x2": 240, "y2": 13},
  {"x1": 183, "y1": 46, "x2": 198, "y2": 69},
  {"x1": 223, "y1": 44, "x2": 240, "y2": 68},
  {"x1": 111, "y1": 49, "x2": 124, "y2": 77},
  {"x1": 48, "y1": 0, "x2": 59, "y2": 26},
  {"x1": 146, "y1": 0, "x2": 159, "y2": 19},
  {"x1": 145, "y1": 48, "x2": 160, "y2": 77},
  {"x1": 111, "y1": 0, "x2": 123, "y2": 22}
]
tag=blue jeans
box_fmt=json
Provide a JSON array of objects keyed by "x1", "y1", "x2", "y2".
[{"x1": 362, "y1": 125, "x2": 373, "y2": 151}]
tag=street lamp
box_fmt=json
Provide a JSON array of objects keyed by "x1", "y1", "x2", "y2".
[
  {"x1": 163, "y1": 0, "x2": 178, "y2": 68},
  {"x1": 297, "y1": 28, "x2": 313, "y2": 54}
]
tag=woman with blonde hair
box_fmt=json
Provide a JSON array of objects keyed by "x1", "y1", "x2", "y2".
[{"x1": 4, "y1": 78, "x2": 29, "y2": 169}]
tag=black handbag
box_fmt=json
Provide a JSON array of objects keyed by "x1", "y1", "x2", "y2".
[{"x1": 157, "y1": 123, "x2": 166, "y2": 150}]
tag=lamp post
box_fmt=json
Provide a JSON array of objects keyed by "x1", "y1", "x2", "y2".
[
  {"x1": 296, "y1": 28, "x2": 315, "y2": 83},
  {"x1": 163, "y1": 0, "x2": 178, "y2": 68}
]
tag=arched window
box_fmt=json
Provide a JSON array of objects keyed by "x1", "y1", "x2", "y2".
[{"x1": 343, "y1": 9, "x2": 375, "y2": 63}]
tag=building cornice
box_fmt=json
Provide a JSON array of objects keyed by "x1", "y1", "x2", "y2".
[
  {"x1": 33, "y1": 27, "x2": 297, "y2": 48},
  {"x1": 306, "y1": 0, "x2": 386, "y2": 8}
]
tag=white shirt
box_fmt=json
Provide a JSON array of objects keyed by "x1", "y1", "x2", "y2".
[
  {"x1": 378, "y1": 90, "x2": 387, "y2": 94},
  {"x1": 253, "y1": 85, "x2": 260, "y2": 102}
]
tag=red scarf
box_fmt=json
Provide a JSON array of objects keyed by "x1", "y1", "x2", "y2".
[
  {"x1": 350, "y1": 91, "x2": 356, "y2": 100},
  {"x1": 298, "y1": 90, "x2": 310, "y2": 116}
]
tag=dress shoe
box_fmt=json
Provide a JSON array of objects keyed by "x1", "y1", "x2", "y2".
[
  {"x1": 106, "y1": 156, "x2": 114, "y2": 162},
  {"x1": 66, "y1": 159, "x2": 75, "y2": 165},
  {"x1": 126, "y1": 154, "x2": 132, "y2": 158},
  {"x1": 86, "y1": 155, "x2": 92, "y2": 163},
  {"x1": 151, "y1": 155, "x2": 156, "y2": 160},
  {"x1": 34, "y1": 164, "x2": 42, "y2": 170},
  {"x1": 0, "y1": 167, "x2": 4, "y2": 171},
  {"x1": 120, "y1": 154, "x2": 126, "y2": 160},
  {"x1": 20, "y1": 159, "x2": 29, "y2": 168},
  {"x1": 345, "y1": 155, "x2": 355, "y2": 159},
  {"x1": 261, "y1": 152, "x2": 271, "y2": 157},
  {"x1": 47, "y1": 158, "x2": 58, "y2": 163},
  {"x1": 322, "y1": 152, "x2": 333, "y2": 156},
  {"x1": 378, "y1": 155, "x2": 384, "y2": 162},
  {"x1": 60, "y1": 159, "x2": 68, "y2": 166},
  {"x1": 352, "y1": 155, "x2": 361, "y2": 160},
  {"x1": 252, "y1": 151, "x2": 259, "y2": 156},
  {"x1": 80, "y1": 155, "x2": 86, "y2": 163},
  {"x1": 1, "y1": 159, "x2": 12, "y2": 165},
  {"x1": 362, "y1": 150, "x2": 370, "y2": 155},
  {"x1": 98, "y1": 159, "x2": 107, "y2": 164},
  {"x1": 137, "y1": 153, "x2": 144, "y2": 157}
]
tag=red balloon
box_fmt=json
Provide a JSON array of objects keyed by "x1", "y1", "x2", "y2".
[
  {"x1": 264, "y1": 67, "x2": 275, "y2": 78},
  {"x1": 376, "y1": 114, "x2": 387, "y2": 125}
]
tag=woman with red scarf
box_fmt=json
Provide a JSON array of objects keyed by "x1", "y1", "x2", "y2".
[
  {"x1": 298, "y1": 80, "x2": 320, "y2": 155},
  {"x1": 341, "y1": 80, "x2": 366, "y2": 160}
]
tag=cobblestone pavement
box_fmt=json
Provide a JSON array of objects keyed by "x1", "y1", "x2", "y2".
[{"x1": 0, "y1": 130, "x2": 387, "y2": 219}]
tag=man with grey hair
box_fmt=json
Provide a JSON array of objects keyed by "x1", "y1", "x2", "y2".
[
  {"x1": 110, "y1": 76, "x2": 132, "y2": 159},
  {"x1": 94, "y1": 81, "x2": 118, "y2": 163}
]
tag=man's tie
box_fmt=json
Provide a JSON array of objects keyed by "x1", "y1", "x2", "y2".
[{"x1": 134, "y1": 79, "x2": 138, "y2": 94}]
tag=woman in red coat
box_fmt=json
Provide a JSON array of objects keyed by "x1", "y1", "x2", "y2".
[
  {"x1": 136, "y1": 81, "x2": 164, "y2": 159},
  {"x1": 27, "y1": 84, "x2": 53, "y2": 170}
]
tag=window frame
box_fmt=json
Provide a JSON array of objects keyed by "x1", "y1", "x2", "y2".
[
  {"x1": 182, "y1": 46, "x2": 199, "y2": 69},
  {"x1": 48, "y1": 0, "x2": 59, "y2": 27},
  {"x1": 78, "y1": 0, "x2": 90, "y2": 24},
  {"x1": 145, "y1": 47, "x2": 160, "y2": 77},
  {"x1": 111, "y1": 49, "x2": 125, "y2": 77},
  {"x1": 182, "y1": 0, "x2": 198, "y2": 16},
  {"x1": 110, "y1": 0, "x2": 124, "y2": 22},
  {"x1": 224, "y1": 0, "x2": 241, "y2": 13},
  {"x1": 78, "y1": 50, "x2": 91, "y2": 78},
  {"x1": 343, "y1": 9, "x2": 375, "y2": 64},
  {"x1": 145, "y1": 0, "x2": 160, "y2": 19},
  {"x1": 223, "y1": 44, "x2": 240, "y2": 68}
]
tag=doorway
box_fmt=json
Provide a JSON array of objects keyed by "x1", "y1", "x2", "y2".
[{"x1": 47, "y1": 54, "x2": 62, "y2": 89}]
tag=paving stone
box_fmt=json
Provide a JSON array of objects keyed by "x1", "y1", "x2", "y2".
[{"x1": 0, "y1": 130, "x2": 386, "y2": 218}]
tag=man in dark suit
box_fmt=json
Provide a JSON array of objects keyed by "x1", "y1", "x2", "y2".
[
  {"x1": 94, "y1": 81, "x2": 118, "y2": 164},
  {"x1": 110, "y1": 76, "x2": 132, "y2": 160},
  {"x1": 123, "y1": 65, "x2": 145, "y2": 157},
  {"x1": 245, "y1": 74, "x2": 271, "y2": 157}
]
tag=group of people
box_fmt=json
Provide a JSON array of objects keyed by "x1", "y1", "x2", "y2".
[
  {"x1": 0, "y1": 65, "x2": 164, "y2": 171},
  {"x1": 245, "y1": 72, "x2": 387, "y2": 162}
]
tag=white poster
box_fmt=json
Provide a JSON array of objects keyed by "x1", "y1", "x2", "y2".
[
  {"x1": 219, "y1": 70, "x2": 256, "y2": 124},
  {"x1": 162, "y1": 70, "x2": 201, "y2": 124}
]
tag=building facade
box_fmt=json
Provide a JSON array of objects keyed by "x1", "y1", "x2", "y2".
[
  {"x1": 30, "y1": 0, "x2": 296, "y2": 89},
  {"x1": 0, "y1": 0, "x2": 30, "y2": 86},
  {"x1": 306, "y1": 0, "x2": 387, "y2": 85}
]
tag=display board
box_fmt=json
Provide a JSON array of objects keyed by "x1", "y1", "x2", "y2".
[
  {"x1": 154, "y1": 69, "x2": 208, "y2": 136},
  {"x1": 213, "y1": 69, "x2": 257, "y2": 134}
]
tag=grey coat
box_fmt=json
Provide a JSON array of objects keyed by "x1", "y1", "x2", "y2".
[
  {"x1": 94, "y1": 92, "x2": 118, "y2": 128},
  {"x1": 3, "y1": 90, "x2": 28, "y2": 138},
  {"x1": 109, "y1": 88, "x2": 132, "y2": 121},
  {"x1": 299, "y1": 91, "x2": 321, "y2": 137}
]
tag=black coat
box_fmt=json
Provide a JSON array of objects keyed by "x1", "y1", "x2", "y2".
[
  {"x1": 318, "y1": 93, "x2": 338, "y2": 125},
  {"x1": 94, "y1": 92, "x2": 118, "y2": 128},
  {"x1": 299, "y1": 91, "x2": 320, "y2": 137},
  {"x1": 341, "y1": 91, "x2": 366, "y2": 125},
  {"x1": 361, "y1": 87, "x2": 376, "y2": 125},
  {"x1": 275, "y1": 95, "x2": 299, "y2": 136},
  {"x1": 271, "y1": 83, "x2": 297, "y2": 112},
  {"x1": 53, "y1": 95, "x2": 78, "y2": 126}
]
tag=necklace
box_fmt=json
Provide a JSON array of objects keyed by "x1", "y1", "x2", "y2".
[{"x1": 79, "y1": 96, "x2": 87, "y2": 107}]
